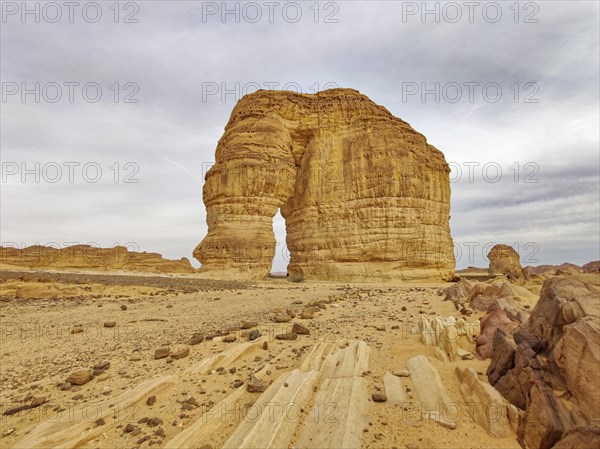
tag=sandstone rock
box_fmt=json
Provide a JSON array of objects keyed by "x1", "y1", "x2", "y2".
[
  {"x1": 65, "y1": 370, "x2": 92, "y2": 386},
  {"x1": 0, "y1": 245, "x2": 193, "y2": 273},
  {"x1": 301, "y1": 308, "x2": 315, "y2": 319},
  {"x1": 383, "y1": 373, "x2": 407, "y2": 405},
  {"x1": 455, "y1": 367, "x2": 513, "y2": 438},
  {"x1": 222, "y1": 335, "x2": 237, "y2": 343},
  {"x1": 247, "y1": 374, "x2": 265, "y2": 393},
  {"x1": 248, "y1": 329, "x2": 261, "y2": 341},
  {"x1": 443, "y1": 279, "x2": 475, "y2": 303},
  {"x1": 553, "y1": 426, "x2": 600, "y2": 448},
  {"x1": 292, "y1": 322, "x2": 310, "y2": 335},
  {"x1": 171, "y1": 346, "x2": 190, "y2": 360},
  {"x1": 190, "y1": 333, "x2": 204, "y2": 345},
  {"x1": 275, "y1": 333, "x2": 298, "y2": 341},
  {"x1": 406, "y1": 355, "x2": 453, "y2": 421},
  {"x1": 241, "y1": 321, "x2": 258, "y2": 329},
  {"x1": 3, "y1": 397, "x2": 47, "y2": 416},
  {"x1": 487, "y1": 244, "x2": 526, "y2": 281},
  {"x1": 488, "y1": 278, "x2": 600, "y2": 449},
  {"x1": 154, "y1": 347, "x2": 170, "y2": 359},
  {"x1": 194, "y1": 89, "x2": 455, "y2": 281},
  {"x1": 274, "y1": 314, "x2": 291, "y2": 323},
  {"x1": 371, "y1": 392, "x2": 387, "y2": 402},
  {"x1": 476, "y1": 309, "x2": 518, "y2": 359}
]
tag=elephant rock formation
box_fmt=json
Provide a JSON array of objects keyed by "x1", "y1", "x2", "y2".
[{"x1": 195, "y1": 89, "x2": 454, "y2": 281}]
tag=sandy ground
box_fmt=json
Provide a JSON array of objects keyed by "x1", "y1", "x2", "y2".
[{"x1": 0, "y1": 269, "x2": 534, "y2": 449}]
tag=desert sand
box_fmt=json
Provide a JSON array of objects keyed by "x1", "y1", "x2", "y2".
[{"x1": 1, "y1": 266, "x2": 598, "y2": 449}]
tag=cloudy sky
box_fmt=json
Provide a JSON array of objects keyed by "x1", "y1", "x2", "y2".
[{"x1": 1, "y1": 0, "x2": 598, "y2": 271}]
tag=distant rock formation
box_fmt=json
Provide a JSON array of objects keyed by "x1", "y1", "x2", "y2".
[
  {"x1": 194, "y1": 89, "x2": 455, "y2": 281},
  {"x1": 487, "y1": 277, "x2": 600, "y2": 449},
  {"x1": 488, "y1": 244, "x2": 527, "y2": 281},
  {"x1": 0, "y1": 245, "x2": 193, "y2": 273},
  {"x1": 525, "y1": 263, "x2": 582, "y2": 276},
  {"x1": 582, "y1": 260, "x2": 600, "y2": 273}
]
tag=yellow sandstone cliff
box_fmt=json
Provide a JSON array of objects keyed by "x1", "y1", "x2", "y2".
[{"x1": 195, "y1": 88, "x2": 455, "y2": 281}]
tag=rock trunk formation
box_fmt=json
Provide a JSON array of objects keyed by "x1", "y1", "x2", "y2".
[{"x1": 194, "y1": 89, "x2": 454, "y2": 281}]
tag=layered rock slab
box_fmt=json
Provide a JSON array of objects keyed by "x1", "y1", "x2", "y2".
[{"x1": 195, "y1": 88, "x2": 454, "y2": 281}]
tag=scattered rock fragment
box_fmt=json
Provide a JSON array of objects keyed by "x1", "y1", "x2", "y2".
[
  {"x1": 372, "y1": 393, "x2": 387, "y2": 402},
  {"x1": 103, "y1": 321, "x2": 116, "y2": 328},
  {"x1": 3, "y1": 397, "x2": 47, "y2": 416},
  {"x1": 247, "y1": 374, "x2": 265, "y2": 393},
  {"x1": 274, "y1": 314, "x2": 291, "y2": 323},
  {"x1": 248, "y1": 329, "x2": 261, "y2": 341},
  {"x1": 171, "y1": 346, "x2": 190, "y2": 359},
  {"x1": 241, "y1": 321, "x2": 258, "y2": 329},
  {"x1": 190, "y1": 333, "x2": 203, "y2": 345},
  {"x1": 154, "y1": 347, "x2": 170, "y2": 359},
  {"x1": 66, "y1": 369, "x2": 92, "y2": 386},
  {"x1": 292, "y1": 323, "x2": 310, "y2": 335},
  {"x1": 147, "y1": 417, "x2": 163, "y2": 427}
]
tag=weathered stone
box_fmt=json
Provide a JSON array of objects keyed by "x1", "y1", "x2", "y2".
[
  {"x1": 275, "y1": 333, "x2": 298, "y2": 341},
  {"x1": 487, "y1": 278, "x2": 600, "y2": 449},
  {"x1": 292, "y1": 322, "x2": 310, "y2": 335},
  {"x1": 65, "y1": 370, "x2": 92, "y2": 386},
  {"x1": 274, "y1": 314, "x2": 291, "y2": 323},
  {"x1": 371, "y1": 392, "x2": 387, "y2": 402},
  {"x1": 154, "y1": 347, "x2": 170, "y2": 359},
  {"x1": 456, "y1": 367, "x2": 513, "y2": 438},
  {"x1": 247, "y1": 374, "x2": 265, "y2": 393},
  {"x1": 248, "y1": 329, "x2": 261, "y2": 341},
  {"x1": 193, "y1": 89, "x2": 454, "y2": 281},
  {"x1": 488, "y1": 244, "x2": 526, "y2": 281},
  {"x1": 171, "y1": 346, "x2": 190, "y2": 359},
  {"x1": 241, "y1": 321, "x2": 258, "y2": 329}
]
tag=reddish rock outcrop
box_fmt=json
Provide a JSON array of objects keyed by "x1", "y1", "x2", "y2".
[
  {"x1": 487, "y1": 277, "x2": 600, "y2": 449},
  {"x1": 194, "y1": 89, "x2": 455, "y2": 281}
]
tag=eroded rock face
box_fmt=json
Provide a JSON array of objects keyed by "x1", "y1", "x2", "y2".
[
  {"x1": 488, "y1": 244, "x2": 527, "y2": 281},
  {"x1": 195, "y1": 89, "x2": 454, "y2": 280},
  {"x1": 0, "y1": 245, "x2": 193, "y2": 273},
  {"x1": 487, "y1": 277, "x2": 600, "y2": 449}
]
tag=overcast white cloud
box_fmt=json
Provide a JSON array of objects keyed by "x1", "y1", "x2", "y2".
[{"x1": 1, "y1": 0, "x2": 598, "y2": 271}]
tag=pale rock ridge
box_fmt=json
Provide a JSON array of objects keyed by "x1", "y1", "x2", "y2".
[
  {"x1": 0, "y1": 245, "x2": 193, "y2": 273},
  {"x1": 195, "y1": 88, "x2": 454, "y2": 281}
]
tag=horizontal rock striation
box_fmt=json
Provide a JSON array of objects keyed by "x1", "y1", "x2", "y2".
[
  {"x1": 0, "y1": 245, "x2": 193, "y2": 273},
  {"x1": 195, "y1": 88, "x2": 454, "y2": 281}
]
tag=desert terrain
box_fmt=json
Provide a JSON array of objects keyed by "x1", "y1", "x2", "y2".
[{"x1": 1, "y1": 263, "x2": 598, "y2": 449}]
